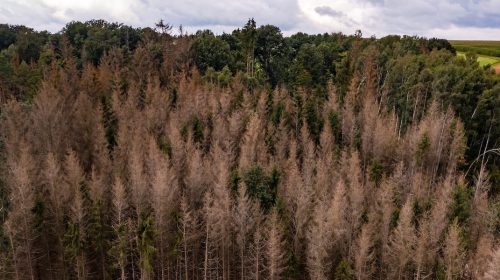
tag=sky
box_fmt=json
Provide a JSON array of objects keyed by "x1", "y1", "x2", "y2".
[{"x1": 1, "y1": 0, "x2": 500, "y2": 39}]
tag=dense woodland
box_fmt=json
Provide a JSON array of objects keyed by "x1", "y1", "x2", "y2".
[{"x1": 0, "y1": 19, "x2": 499, "y2": 280}]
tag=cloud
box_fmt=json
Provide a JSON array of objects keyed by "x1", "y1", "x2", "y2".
[
  {"x1": 315, "y1": 6, "x2": 344, "y2": 18},
  {"x1": 314, "y1": 6, "x2": 357, "y2": 28},
  {"x1": 0, "y1": 0, "x2": 499, "y2": 39},
  {"x1": 299, "y1": 0, "x2": 500, "y2": 39}
]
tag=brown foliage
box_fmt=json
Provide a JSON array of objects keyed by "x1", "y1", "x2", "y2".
[{"x1": 0, "y1": 43, "x2": 494, "y2": 280}]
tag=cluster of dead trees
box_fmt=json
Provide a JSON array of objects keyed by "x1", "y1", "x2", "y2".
[{"x1": 0, "y1": 44, "x2": 499, "y2": 280}]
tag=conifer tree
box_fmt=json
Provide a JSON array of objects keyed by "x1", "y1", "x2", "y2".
[
  {"x1": 234, "y1": 183, "x2": 258, "y2": 280},
  {"x1": 266, "y1": 209, "x2": 286, "y2": 280},
  {"x1": 481, "y1": 245, "x2": 500, "y2": 280},
  {"x1": 4, "y1": 143, "x2": 37, "y2": 280},
  {"x1": 354, "y1": 223, "x2": 374, "y2": 280},
  {"x1": 388, "y1": 198, "x2": 416, "y2": 280},
  {"x1": 110, "y1": 176, "x2": 128, "y2": 280},
  {"x1": 443, "y1": 220, "x2": 464, "y2": 280},
  {"x1": 64, "y1": 151, "x2": 88, "y2": 280}
]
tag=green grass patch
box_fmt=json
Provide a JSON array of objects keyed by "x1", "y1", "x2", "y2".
[{"x1": 456, "y1": 51, "x2": 500, "y2": 67}]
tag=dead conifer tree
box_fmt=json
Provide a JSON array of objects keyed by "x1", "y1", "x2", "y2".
[
  {"x1": 376, "y1": 175, "x2": 397, "y2": 274},
  {"x1": 4, "y1": 143, "x2": 37, "y2": 280},
  {"x1": 284, "y1": 140, "x2": 312, "y2": 257},
  {"x1": 360, "y1": 89, "x2": 378, "y2": 162},
  {"x1": 306, "y1": 201, "x2": 333, "y2": 280},
  {"x1": 481, "y1": 246, "x2": 500, "y2": 280},
  {"x1": 147, "y1": 136, "x2": 177, "y2": 280},
  {"x1": 346, "y1": 151, "x2": 365, "y2": 251},
  {"x1": 203, "y1": 191, "x2": 217, "y2": 280},
  {"x1": 179, "y1": 196, "x2": 197, "y2": 280},
  {"x1": 307, "y1": 180, "x2": 348, "y2": 280},
  {"x1": 234, "y1": 183, "x2": 258, "y2": 280},
  {"x1": 342, "y1": 78, "x2": 357, "y2": 147},
  {"x1": 330, "y1": 180, "x2": 349, "y2": 253},
  {"x1": 239, "y1": 113, "x2": 262, "y2": 168},
  {"x1": 266, "y1": 209, "x2": 286, "y2": 280},
  {"x1": 249, "y1": 220, "x2": 266, "y2": 280},
  {"x1": 208, "y1": 147, "x2": 233, "y2": 280},
  {"x1": 64, "y1": 151, "x2": 88, "y2": 280},
  {"x1": 387, "y1": 198, "x2": 416, "y2": 280},
  {"x1": 111, "y1": 176, "x2": 128, "y2": 280},
  {"x1": 471, "y1": 165, "x2": 491, "y2": 243},
  {"x1": 354, "y1": 223, "x2": 374, "y2": 280},
  {"x1": 128, "y1": 133, "x2": 148, "y2": 217},
  {"x1": 470, "y1": 234, "x2": 494, "y2": 279},
  {"x1": 443, "y1": 220, "x2": 464, "y2": 280}
]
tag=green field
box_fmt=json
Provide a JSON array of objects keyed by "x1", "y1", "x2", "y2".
[
  {"x1": 456, "y1": 51, "x2": 500, "y2": 67},
  {"x1": 450, "y1": 40, "x2": 500, "y2": 57},
  {"x1": 451, "y1": 41, "x2": 500, "y2": 70}
]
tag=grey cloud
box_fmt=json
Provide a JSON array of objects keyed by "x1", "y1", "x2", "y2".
[
  {"x1": 315, "y1": 6, "x2": 344, "y2": 18},
  {"x1": 0, "y1": 0, "x2": 499, "y2": 39},
  {"x1": 137, "y1": 0, "x2": 302, "y2": 31},
  {"x1": 313, "y1": 5, "x2": 358, "y2": 28}
]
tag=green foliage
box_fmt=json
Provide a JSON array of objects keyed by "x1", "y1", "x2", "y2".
[
  {"x1": 170, "y1": 88, "x2": 178, "y2": 108},
  {"x1": 242, "y1": 165, "x2": 280, "y2": 211},
  {"x1": 328, "y1": 110, "x2": 342, "y2": 145},
  {"x1": 390, "y1": 208, "x2": 401, "y2": 230},
  {"x1": 451, "y1": 40, "x2": 500, "y2": 58},
  {"x1": 0, "y1": 24, "x2": 17, "y2": 50},
  {"x1": 16, "y1": 30, "x2": 49, "y2": 63},
  {"x1": 412, "y1": 197, "x2": 432, "y2": 227},
  {"x1": 31, "y1": 196, "x2": 45, "y2": 232},
  {"x1": 203, "y1": 66, "x2": 233, "y2": 86},
  {"x1": 218, "y1": 66, "x2": 233, "y2": 86},
  {"x1": 491, "y1": 165, "x2": 500, "y2": 196},
  {"x1": 255, "y1": 25, "x2": 287, "y2": 86},
  {"x1": 87, "y1": 200, "x2": 111, "y2": 278},
  {"x1": 108, "y1": 221, "x2": 128, "y2": 272},
  {"x1": 0, "y1": 44, "x2": 42, "y2": 101},
  {"x1": 191, "y1": 116, "x2": 204, "y2": 144},
  {"x1": 64, "y1": 222, "x2": 85, "y2": 261},
  {"x1": 304, "y1": 98, "x2": 324, "y2": 143},
  {"x1": 228, "y1": 89, "x2": 245, "y2": 113},
  {"x1": 230, "y1": 170, "x2": 241, "y2": 194},
  {"x1": 240, "y1": 18, "x2": 257, "y2": 71},
  {"x1": 191, "y1": 32, "x2": 232, "y2": 72},
  {"x1": 335, "y1": 259, "x2": 354, "y2": 280},
  {"x1": 100, "y1": 94, "x2": 118, "y2": 152},
  {"x1": 368, "y1": 160, "x2": 384, "y2": 186},
  {"x1": 289, "y1": 43, "x2": 327, "y2": 88},
  {"x1": 334, "y1": 57, "x2": 351, "y2": 101},
  {"x1": 270, "y1": 101, "x2": 285, "y2": 126},
  {"x1": 449, "y1": 183, "x2": 473, "y2": 226},
  {"x1": 435, "y1": 264, "x2": 446, "y2": 280},
  {"x1": 63, "y1": 20, "x2": 142, "y2": 65},
  {"x1": 416, "y1": 133, "x2": 430, "y2": 165},
  {"x1": 137, "y1": 213, "x2": 156, "y2": 274},
  {"x1": 493, "y1": 201, "x2": 500, "y2": 234},
  {"x1": 159, "y1": 139, "x2": 173, "y2": 159}
]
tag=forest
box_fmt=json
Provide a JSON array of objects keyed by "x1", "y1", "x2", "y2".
[{"x1": 0, "y1": 19, "x2": 499, "y2": 280}]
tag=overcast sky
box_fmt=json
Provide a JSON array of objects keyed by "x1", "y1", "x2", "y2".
[{"x1": 1, "y1": 0, "x2": 500, "y2": 39}]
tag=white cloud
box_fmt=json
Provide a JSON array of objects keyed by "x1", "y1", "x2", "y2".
[{"x1": 0, "y1": 0, "x2": 499, "y2": 39}]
